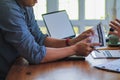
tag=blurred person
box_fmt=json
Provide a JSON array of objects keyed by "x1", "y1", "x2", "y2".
[{"x1": 0, "y1": 0, "x2": 100, "y2": 79}]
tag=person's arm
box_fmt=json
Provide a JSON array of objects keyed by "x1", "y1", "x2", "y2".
[
  {"x1": 0, "y1": 6, "x2": 47, "y2": 64},
  {"x1": 44, "y1": 29, "x2": 94, "y2": 48},
  {"x1": 109, "y1": 19, "x2": 120, "y2": 38},
  {"x1": 41, "y1": 38, "x2": 100, "y2": 63},
  {"x1": 25, "y1": 7, "x2": 47, "y2": 46},
  {"x1": 41, "y1": 46, "x2": 76, "y2": 62},
  {"x1": 44, "y1": 37, "x2": 68, "y2": 47}
]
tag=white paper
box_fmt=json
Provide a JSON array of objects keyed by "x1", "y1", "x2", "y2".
[
  {"x1": 91, "y1": 50, "x2": 120, "y2": 59},
  {"x1": 90, "y1": 22, "x2": 106, "y2": 48},
  {"x1": 94, "y1": 59, "x2": 120, "y2": 73}
]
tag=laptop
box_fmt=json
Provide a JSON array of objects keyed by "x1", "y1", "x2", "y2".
[
  {"x1": 42, "y1": 10, "x2": 76, "y2": 39},
  {"x1": 42, "y1": 10, "x2": 86, "y2": 60}
]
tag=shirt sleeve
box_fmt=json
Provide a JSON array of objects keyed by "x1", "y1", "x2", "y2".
[
  {"x1": 0, "y1": 4, "x2": 47, "y2": 64},
  {"x1": 24, "y1": 7, "x2": 48, "y2": 46}
]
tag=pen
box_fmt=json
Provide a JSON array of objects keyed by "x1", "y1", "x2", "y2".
[
  {"x1": 91, "y1": 46, "x2": 100, "y2": 53},
  {"x1": 94, "y1": 48, "x2": 100, "y2": 53}
]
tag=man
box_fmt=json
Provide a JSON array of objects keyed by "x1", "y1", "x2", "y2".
[
  {"x1": 0, "y1": 0, "x2": 99, "y2": 79},
  {"x1": 109, "y1": 19, "x2": 120, "y2": 38}
]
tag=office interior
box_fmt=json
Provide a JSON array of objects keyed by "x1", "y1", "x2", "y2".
[
  {"x1": 33, "y1": 0, "x2": 120, "y2": 37},
  {"x1": 6, "y1": 1, "x2": 120, "y2": 80}
]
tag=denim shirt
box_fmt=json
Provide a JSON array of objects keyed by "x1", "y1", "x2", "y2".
[{"x1": 0, "y1": 0, "x2": 47, "y2": 79}]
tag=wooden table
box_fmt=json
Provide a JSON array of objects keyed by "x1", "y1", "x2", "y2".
[{"x1": 6, "y1": 47, "x2": 120, "y2": 80}]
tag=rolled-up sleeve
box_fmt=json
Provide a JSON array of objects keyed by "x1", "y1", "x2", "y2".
[{"x1": 0, "y1": 3, "x2": 47, "y2": 64}]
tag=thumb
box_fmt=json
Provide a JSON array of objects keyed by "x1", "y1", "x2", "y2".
[{"x1": 90, "y1": 43, "x2": 101, "y2": 47}]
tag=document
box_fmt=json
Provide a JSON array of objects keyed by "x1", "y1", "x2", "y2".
[
  {"x1": 94, "y1": 59, "x2": 120, "y2": 73},
  {"x1": 91, "y1": 50, "x2": 120, "y2": 59},
  {"x1": 90, "y1": 22, "x2": 106, "y2": 47}
]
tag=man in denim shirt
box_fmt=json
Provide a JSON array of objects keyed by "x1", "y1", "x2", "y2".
[{"x1": 0, "y1": 0, "x2": 100, "y2": 79}]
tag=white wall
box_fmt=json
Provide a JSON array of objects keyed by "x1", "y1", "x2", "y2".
[{"x1": 116, "y1": 0, "x2": 120, "y2": 19}]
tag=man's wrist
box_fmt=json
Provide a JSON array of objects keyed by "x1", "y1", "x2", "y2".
[{"x1": 65, "y1": 38, "x2": 70, "y2": 46}]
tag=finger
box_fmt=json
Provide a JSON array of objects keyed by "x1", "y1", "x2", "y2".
[
  {"x1": 89, "y1": 46, "x2": 94, "y2": 52},
  {"x1": 90, "y1": 43, "x2": 101, "y2": 47},
  {"x1": 87, "y1": 47, "x2": 93, "y2": 55},
  {"x1": 85, "y1": 33, "x2": 93, "y2": 38},
  {"x1": 109, "y1": 31, "x2": 119, "y2": 37},
  {"x1": 87, "y1": 29, "x2": 94, "y2": 35},
  {"x1": 83, "y1": 38, "x2": 91, "y2": 43},
  {"x1": 116, "y1": 19, "x2": 120, "y2": 23},
  {"x1": 110, "y1": 21, "x2": 118, "y2": 26},
  {"x1": 83, "y1": 29, "x2": 94, "y2": 35},
  {"x1": 111, "y1": 20, "x2": 120, "y2": 27},
  {"x1": 109, "y1": 23, "x2": 119, "y2": 30}
]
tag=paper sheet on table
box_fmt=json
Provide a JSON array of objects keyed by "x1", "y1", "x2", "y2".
[
  {"x1": 94, "y1": 59, "x2": 120, "y2": 73},
  {"x1": 90, "y1": 22, "x2": 106, "y2": 48}
]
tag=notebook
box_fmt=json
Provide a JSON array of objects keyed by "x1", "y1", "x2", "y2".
[
  {"x1": 94, "y1": 59, "x2": 120, "y2": 73},
  {"x1": 42, "y1": 10, "x2": 76, "y2": 39},
  {"x1": 91, "y1": 50, "x2": 120, "y2": 59}
]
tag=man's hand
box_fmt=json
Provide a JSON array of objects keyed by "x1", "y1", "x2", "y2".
[
  {"x1": 69, "y1": 29, "x2": 94, "y2": 45},
  {"x1": 73, "y1": 38, "x2": 100, "y2": 56},
  {"x1": 109, "y1": 19, "x2": 120, "y2": 38}
]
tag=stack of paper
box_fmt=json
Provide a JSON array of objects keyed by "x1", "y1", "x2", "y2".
[{"x1": 94, "y1": 59, "x2": 120, "y2": 73}]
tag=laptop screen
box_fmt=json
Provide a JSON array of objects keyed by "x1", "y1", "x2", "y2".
[{"x1": 42, "y1": 10, "x2": 75, "y2": 39}]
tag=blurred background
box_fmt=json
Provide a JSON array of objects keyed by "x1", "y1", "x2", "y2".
[{"x1": 33, "y1": 0, "x2": 120, "y2": 37}]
